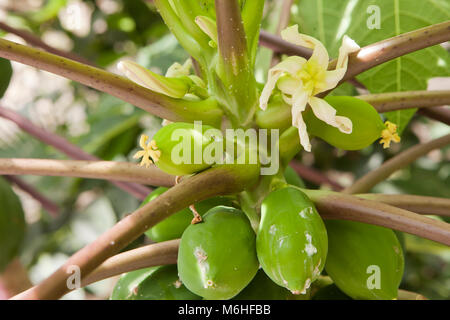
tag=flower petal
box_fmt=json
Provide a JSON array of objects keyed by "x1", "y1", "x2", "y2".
[
  {"x1": 294, "y1": 111, "x2": 311, "y2": 152},
  {"x1": 277, "y1": 76, "x2": 303, "y2": 96},
  {"x1": 291, "y1": 91, "x2": 309, "y2": 126},
  {"x1": 259, "y1": 56, "x2": 306, "y2": 110},
  {"x1": 281, "y1": 25, "x2": 329, "y2": 67},
  {"x1": 118, "y1": 60, "x2": 189, "y2": 98},
  {"x1": 336, "y1": 35, "x2": 360, "y2": 69},
  {"x1": 139, "y1": 134, "x2": 148, "y2": 149},
  {"x1": 309, "y1": 97, "x2": 353, "y2": 134},
  {"x1": 317, "y1": 68, "x2": 347, "y2": 93}
]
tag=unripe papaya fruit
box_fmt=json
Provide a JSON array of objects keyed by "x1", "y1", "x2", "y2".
[
  {"x1": 152, "y1": 122, "x2": 224, "y2": 176},
  {"x1": 142, "y1": 187, "x2": 234, "y2": 242},
  {"x1": 303, "y1": 96, "x2": 385, "y2": 150},
  {"x1": 0, "y1": 177, "x2": 26, "y2": 271},
  {"x1": 233, "y1": 269, "x2": 294, "y2": 300},
  {"x1": 178, "y1": 206, "x2": 259, "y2": 300},
  {"x1": 110, "y1": 265, "x2": 201, "y2": 300},
  {"x1": 257, "y1": 187, "x2": 328, "y2": 295},
  {"x1": 324, "y1": 220, "x2": 404, "y2": 300},
  {"x1": 284, "y1": 165, "x2": 305, "y2": 188}
]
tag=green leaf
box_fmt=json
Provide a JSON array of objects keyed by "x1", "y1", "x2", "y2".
[
  {"x1": 0, "y1": 58, "x2": 12, "y2": 99},
  {"x1": 0, "y1": 177, "x2": 26, "y2": 271},
  {"x1": 293, "y1": 0, "x2": 450, "y2": 133}
]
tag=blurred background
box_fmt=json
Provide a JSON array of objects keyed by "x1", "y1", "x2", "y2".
[{"x1": 0, "y1": 0, "x2": 448, "y2": 299}]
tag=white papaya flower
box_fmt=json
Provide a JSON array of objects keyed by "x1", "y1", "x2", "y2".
[{"x1": 259, "y1": 25, "x2": 360, "y2": 152}]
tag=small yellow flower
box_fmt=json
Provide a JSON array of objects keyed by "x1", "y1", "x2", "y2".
[
  {"x1": 260, "y1": 25, "x2": 360, "y2": 152},
  {"x1": 133, "y1": 134, "x2": 161, "y2": 167},
  {"x1": 379, "y1": 121, "x2": 401, "y2": 149}
]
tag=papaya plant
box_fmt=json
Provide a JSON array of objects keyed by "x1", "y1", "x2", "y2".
[{"x1": 0, "y1": 0, "x2": 449, "y2": 301}]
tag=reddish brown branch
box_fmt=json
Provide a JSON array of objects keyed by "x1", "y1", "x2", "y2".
[
  {"x1": 3, "y1": 175, "x2": 60, "y2": 217},
  {"x1": 0, "y1": 22, "x2": 94, "y2": 66},
  {"x1": 290, "y1": 160, "x2": 343, "y2": 191}
]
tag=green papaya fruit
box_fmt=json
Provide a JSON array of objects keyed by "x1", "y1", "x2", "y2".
[
  {"x1": 284, "y1": 165, "x2": 305, "y2": 188},
  {"x1": 152, "y1": 122, "x2": 224, "y2": 176},
  {"x1": 233, "y1": 269, "x2": 294, "y2": 300},
  {"x1": 142, "y1": 187, "x2": 234, "y2": 242},
  {"x1": 324, "y1": 220, "x2": 404, "y2": 300},
  {"x1": 312, "y1": 283, "x2": 352, "y2": 300},
  {"x1": 0, "y1": 177, "x2": 26, "y2": 271},
  {"x1": 110, "y1": 267, "x2": 156, "y2": 300},
  {"x1": 303, "y1": 96, "x2": 385, "y2": 150},
  {"x1": 111, "y1": 265, "x2": 201, "y2": 300},
  {"x1": 178, "y1": 206, "x2": 259, "y2": 300},
  {"x1": 257, "y1": 187, "x2": 328, "y2": 295}
]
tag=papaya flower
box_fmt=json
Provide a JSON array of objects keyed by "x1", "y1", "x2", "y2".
[
  {"x1": 260, "y1": 25, "x2": 360, "y2": 152},
  {"x1": 379, "y1": 121, "x2": 401, "y2": 149},
  {"x1": 133, "y1": 134, "x2": 160, "y2": 168}
]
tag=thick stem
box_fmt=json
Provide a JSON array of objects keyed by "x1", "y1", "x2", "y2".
[
  {"x1": 0, "y1": 106, "x2": 151, "y2": 199},
  {"x1": 305, "y1": 190, "x2": 450, "y2": 246},
  {"x1": 0, "y1": 38, "x2": 223, "y2": 127},
  {"x1": 11, "y1": 164, "x2": 257, "y2": 299},
  {"x1": 0, "y1": 22, "x2": 94, "y2": 66},
  {"x1": 3, "y1": 175, "x2": 60, "y2": 217},
  {"x1": 358, "y1": 194, "x2": 450, "y2": 217},
  {"x1": 81, "y1": 240, "x2": 179, "y2": 287},
  {"x1": 357, "y1": 90, "x2": 450, "y2": 113},
  {"x1": 215, "y1": 0, "x2": 257, "y2": 126},
  {"x1": 0, "y1": 158, "x2": 175, "y2": 187},
  {"x1": 344, "y1": 134, "x2": 450, "y2": 194}
]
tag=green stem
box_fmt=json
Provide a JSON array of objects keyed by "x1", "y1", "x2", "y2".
[
  {"x1": 343, "y1": 134, "x2": 450, "y2": 194},
  {"x1": 81, "y1": 240, "x2": 179, "y2": 287},
  {"x1": 12, "y1": 164, "x2": 258, "y2": 300},
  {"x1": 0, "y1": 38, "x2": 223, "y2": 127},
  {"x1": 304, "y1": 189, "x2": 450, "y2": 246},
  {"x1": 241, "y1": 0, "x2": 265, "y2": 64},
  {"x1": 357, "y1": 90, "x2": 450, "y2": 113},
  {"x1": 215, "y1": 0, "x2": 257, "y2": 127},
  {"x1": 153, "y1": 0, "x2": 206, "y2": 62}
]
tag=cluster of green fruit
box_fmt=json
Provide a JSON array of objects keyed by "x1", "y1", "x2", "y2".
[{"x1": 111, "y1": 170, "x2": 404, "y2": 300}]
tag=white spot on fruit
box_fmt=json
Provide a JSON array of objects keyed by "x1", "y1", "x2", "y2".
[
  {"x1": 173, "y1": 279, "x2": 182, "y2": 288},
  {"x1": 194, "y1": 246, "x2": 208, "y2": 262},
  {"x1": 300, "y1": 278, "x2": 312, "y2": 294},
  {"x1": 304, "y1": 232, "x2": 317, "y2": 256},
  {"x1": 299, "y1": 207, "x2": 314, "y2": 218},
  {"x1": 269, "y1": 224, "x2": 277, "y2": 235}
]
